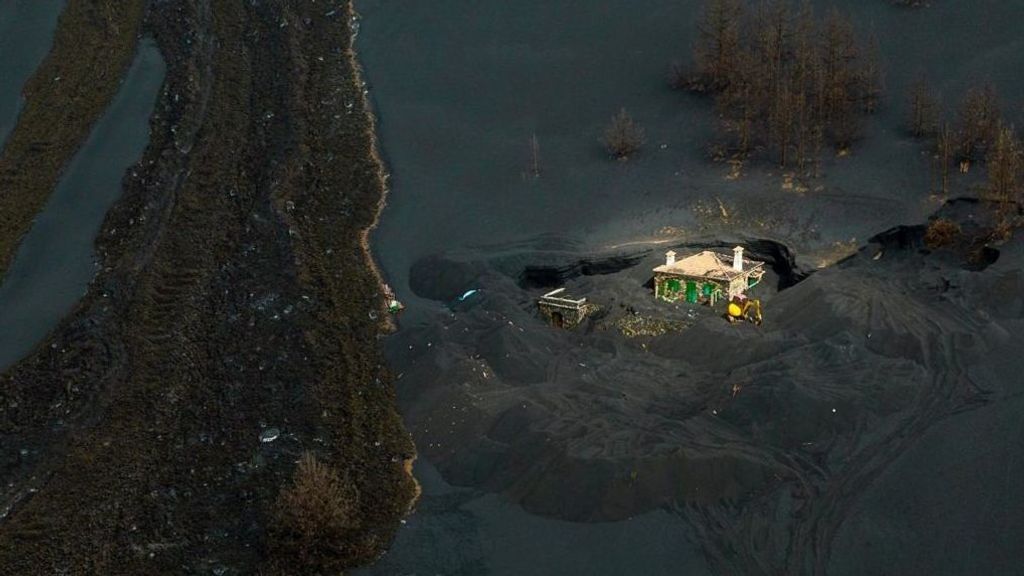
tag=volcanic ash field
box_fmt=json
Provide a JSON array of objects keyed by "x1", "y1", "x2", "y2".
[{"x1": 386, "y1": 203, "x2": 1023, "y2": 566}]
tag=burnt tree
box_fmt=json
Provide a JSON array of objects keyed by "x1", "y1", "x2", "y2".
[
  {"x1": 986, "y1": 124, "x2": 1022, "y2": 233},
  {"x1": 694, "y1": 0, "x2": 746, "y2": 90},
  {"x1": 955, "y1": 84, "x2": 1000, "y2": 164},
  {"x1": 686, "y1": 0, "x2": 881, "y2": 168},
  {"x1": 934, "y1": 121, "x2": 955, "y2": 195},
  {"x1": 907, "y1": 76, "x2": 939, "y2": 138},
  {"x1": 602, "y1": 108, "x2": 645, "y2": 159}
]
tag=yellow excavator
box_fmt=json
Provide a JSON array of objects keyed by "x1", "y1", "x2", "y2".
[{"x1": 726, "y1": 294, "x2": 763, "y2": 326}]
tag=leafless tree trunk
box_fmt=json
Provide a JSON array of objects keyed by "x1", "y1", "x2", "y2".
[
  {"x1": 688, "y1": 0, "x2": 879, "y2": 169},
  {"x1": 907, "y1": 75, "x2": 939, "y2": 138},
  {"x1": 956, "y1": 83, "x2": 1000, "y2": 162},
  {"x1": 935, "y1": 121, "x2": 955, "y2": 195},
  {"x1": 694, "y1": 0, "x2": 745, "y2": 89},
  {"x1": 819, "y1": 8, "x2": 860, "y2": 150},
  {"x1": 771, "y1": 84, "x2": 797, "y2": 166},
  {"x1": 530, "y1": 133, "x2": 541, "y2": 178},
  {"x1": 859, "y1": 30, "x2": 884, "y2": 114},
  {"x1": 986, "y1": 124, "x2": 1021, "y2": 234}
]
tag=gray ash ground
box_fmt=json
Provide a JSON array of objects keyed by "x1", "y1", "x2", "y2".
[
  {"x1": 355, "y1": 0, "x2": 1024, "y2": 573},
  {"x1": 381, "y1": 203, "x2": 1023, "y2": 573}
]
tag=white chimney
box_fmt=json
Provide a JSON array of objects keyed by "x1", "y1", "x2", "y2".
[
  {"x1": 665, "y1": 250, "x2": 676, "y2": 266},
  {"x1": 733, "y1": 246, "x2": 744, "y2": 271}
]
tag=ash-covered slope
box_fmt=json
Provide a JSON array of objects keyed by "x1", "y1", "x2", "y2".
[{"x1": 386, "y1": 208, "x2": 1021, "y2": 571}]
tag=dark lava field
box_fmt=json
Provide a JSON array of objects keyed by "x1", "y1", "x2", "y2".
[
  {"x1": 1, "y1": 1, "x2": 1023, "y2": 575},
  {"x1": 356, "y1": 1, "x2": 1024, "y2": 574}
]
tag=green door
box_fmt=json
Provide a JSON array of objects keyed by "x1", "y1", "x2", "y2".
[
  {"x1": 665, "y1": 278, "x2": 681, "y2": 299},
  {"x1": 686, "y1": 281, "x2": 698, "y2": 303}
]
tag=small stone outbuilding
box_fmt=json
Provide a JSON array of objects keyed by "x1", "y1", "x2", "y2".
[
  {"x1": 652, "y1": 247, "x2": 765, "y2": 306},
  {"x1": 538, "y1": 288, "x2": 592, "y2": 329}
]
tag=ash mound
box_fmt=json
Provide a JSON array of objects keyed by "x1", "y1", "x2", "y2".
[
  {"x1": 392, "y1": 227, "x2": 1019, "y2": 524},
  {"x1": 408, "y1": 255, "x2": 488, "y2": 302}
]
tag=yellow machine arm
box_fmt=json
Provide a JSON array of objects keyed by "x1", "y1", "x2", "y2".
[
  {"x1": 747, "y1": 299, "x2": 762, "y2": 325},
  {"x1": 727, "y1": 297, "x2": 763, "y2": 326}
]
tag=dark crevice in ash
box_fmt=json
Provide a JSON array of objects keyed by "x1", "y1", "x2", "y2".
[{"x1": 516, "y1": 252, "x2": 649, "y2": 290}]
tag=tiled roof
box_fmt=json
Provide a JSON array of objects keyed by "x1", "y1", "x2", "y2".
[{"x1": 652, "y1": 250, "x2": 763, "y2": 281}]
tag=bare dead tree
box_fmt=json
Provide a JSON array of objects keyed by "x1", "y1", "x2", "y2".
[
  {"x1": 859, "y1": 30, "x2": 885, "y2": 114},
  {"x1": 986, "y1": 123, "x2": 1022, "y2": 235},
  {"x1": 769, "y1": 83, "x2": 798, "y2": 166},
  {"x1": 668, "y1": 60, "x2": 690, "y2": 89},
  {"x1": 907, "y1": 75, "x2": 939, "y2": 138},
  {"x1": 811, "y1": 122, "x2": 824, "y2": 177},
  {"x1": 694, "y1": 0, "x2": 746, "y2": 90},
  {"x1": 956, "y1": 83, "x2": 1000, "y2": 163},
  {"x1": 934, "y1": 121, "x2": 955, "y2": 196},
  {"x1": 793, "y1": 88, "x2": 814, "y2": 169},
  {"x1": 791, "y1": 0, "x2": 818, "y2": 167},
  {"x1": 819, "y1": 8, "x2": 862, "y2": 150},
  {"x1": 716, "y1": 46, "x2": 760, "y2": 157},
  {"x1": 753, "y1": 0, "x2": 792, "y2": 95},
  {"x1": 530, "y1": 133, "x2": 541, "y2": 178},
  {"x1": 791, "y1": 0, "x2": 817, "y2": 91},
  {"x1": 688, "y1": 0, "x2": 879, "y2": 169},
  {"x1": 602, "y1": 108, "x2": 645, "y2": 159}
]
